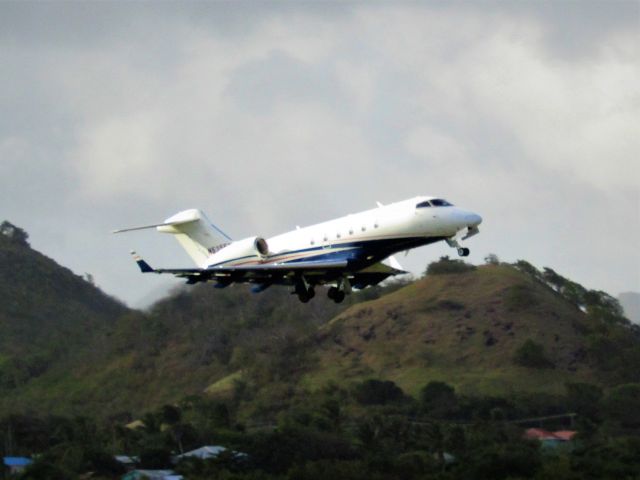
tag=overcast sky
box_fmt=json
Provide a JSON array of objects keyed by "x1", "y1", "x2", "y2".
[{"x1": 1, "y1": 1, "x2": 638, "y2": 307}]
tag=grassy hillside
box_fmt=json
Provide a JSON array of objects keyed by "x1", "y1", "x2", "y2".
[
  {"x1": 303, "y1": 264, "x2": 600, "y2": 397},
  {"x1": 0, "y1": 225, "x2": 129, "y2": 413},
  {"x1": 0, "y1": 239, "x2": 353, "y2": 416},
  {"x1": 1, "y1": 222, "x2": 637, "y2": 421}
]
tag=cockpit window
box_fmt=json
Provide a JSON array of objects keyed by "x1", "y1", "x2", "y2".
[
  {"x1": 416, "y1": 201, "x2": 432, "y2": 208},
  {"x1": 431, "y1": 199, "x2": 453, "y2": 207}
]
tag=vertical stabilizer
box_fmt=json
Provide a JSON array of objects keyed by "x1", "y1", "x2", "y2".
[{"x1": 157, "y1": 209, "x2": 231, "y2": 266}]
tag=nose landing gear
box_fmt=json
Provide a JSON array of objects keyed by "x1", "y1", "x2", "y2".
[{"x1": 446, "y1": 237, "x2": 471, "y2": 257}]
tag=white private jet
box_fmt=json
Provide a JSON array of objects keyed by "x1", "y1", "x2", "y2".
[{"x1": 114, "y1": 196, "x2": 482, "y2": 303}]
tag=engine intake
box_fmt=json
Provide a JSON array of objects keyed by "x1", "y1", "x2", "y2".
[{"x1": 255, "y1": 237, "x2": 269, "y2": 257}]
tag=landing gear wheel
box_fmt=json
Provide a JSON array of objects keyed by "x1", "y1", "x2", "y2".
[
  {"x1": 298, "y1": 292, "x2": 311, "y2": 303},
  {"x1": 457, "y1": 247, "x2": 470, "y2": 257},
  {"x1": 328, "y1": 287, "x2": 345, "y2": 302},
  {"x1": 295, "y1": 282, "x2": 315, "y2": 303}
]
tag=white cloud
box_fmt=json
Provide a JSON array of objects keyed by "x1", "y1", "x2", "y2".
[{"x1": 2, "y1": 2, "x2": 638, "y2": 304}]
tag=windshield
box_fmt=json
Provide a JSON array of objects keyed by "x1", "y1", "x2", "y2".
[{"x1": 430, "y1": 199, "x2": 453, "y2": 206}]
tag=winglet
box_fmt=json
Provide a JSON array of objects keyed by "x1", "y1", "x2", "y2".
[{"x1": 130, "y1": 251, "x2": 155, "y2": 273}]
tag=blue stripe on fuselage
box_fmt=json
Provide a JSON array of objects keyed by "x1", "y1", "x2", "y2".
[{"x1": 207, "y1": 235, "x2": 446, "y2": 270}]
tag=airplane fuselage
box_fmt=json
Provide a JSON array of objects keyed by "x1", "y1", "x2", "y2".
[{"x1": 206, "y1": 196, "x2": 481, "y2": 272}]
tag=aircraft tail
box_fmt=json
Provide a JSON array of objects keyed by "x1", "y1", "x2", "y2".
[{"x1": 114, "y1": 209, "x2": 231, "y2": 267}]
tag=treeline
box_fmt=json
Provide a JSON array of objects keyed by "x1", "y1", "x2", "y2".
[
  {"x1": 3, "y1": 378, "x2": 639, "y2": 479},
  {"x1": 512, "y1": 260, "x2": 640, "y2": 383}
]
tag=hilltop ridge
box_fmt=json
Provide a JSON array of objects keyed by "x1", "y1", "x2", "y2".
[
  {"x1": 0, "y1": 223, "x2": 129, "y2": 402},
  {"x1": 307, "y1": 264, "x2": 599, "y2": 396},
  {"x1": 0, "y1": 223, "x2": 637, "y2": 420}
]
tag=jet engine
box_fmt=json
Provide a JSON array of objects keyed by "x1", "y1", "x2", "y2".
[{"x1": 216, "y1": 236, "x2": 270, "y2": 260}]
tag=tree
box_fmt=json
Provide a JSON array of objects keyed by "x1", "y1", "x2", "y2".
[
  {"x1": 565, "y1": 382, "x2": 603, "y2": 422},
  {"x1": 513, "y1": 339, "x2": 554, "y2": 369},
  {"x1": 484, "y1": 254, "x2": 500, "y2": 265},
  {"x1": 16, "y1": 461, "x2": 71, "y2": 480},
  {"x1": 513, "y1": 260, "x2": 541, "y2": 281},
  {"x1": 426, "y1": 256, "x2": 476, "y2": 275},
  {"x1": 542, "y1": 267, "x2": 566, "y2": 292},
  {"x1": 0, "y1": 221, "x2": 29, "y2": 247},
  {"x1": 352, "y1": 379, "x2": 406, "y2": 406},
  {"x1": 602, "y1": 383, "x2": 640, "y2": 428},
  {"x1": 420, "y1": 381, "x2": 457, "y2": 418}
]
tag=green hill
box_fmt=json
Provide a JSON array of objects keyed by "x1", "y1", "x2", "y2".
[
  {"x1": 0, "y1": 223, "x2": 352, "y2": 416},
  {"x1": 306, "y1": 264, "x2": 601, "y2": 396},
  {"x1": 0, "y1": 223, "x2": 129, "y2": 412},
  {"x1": 0, "y1": 222, "x2": 637, "y2": 421}
]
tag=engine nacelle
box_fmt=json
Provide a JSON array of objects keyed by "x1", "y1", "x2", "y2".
[{"x1": 213, "y1": 236, "x2": 270, "y2": 262}]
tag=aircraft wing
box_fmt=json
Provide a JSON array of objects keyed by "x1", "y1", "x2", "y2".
[{"x1": 129, "y1": 252, "x2": 348, "y2": 285}]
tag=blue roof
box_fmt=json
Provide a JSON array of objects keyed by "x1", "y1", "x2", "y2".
[{"x1": 4, "y1": 457, "x2": 32, "y2": 467}]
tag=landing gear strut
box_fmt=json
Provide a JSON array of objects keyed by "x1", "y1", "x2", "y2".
[
  {"x1": 447, "y1": 237, "x2": 470, "y2": 257},
  {"x1": 294, "y1": 276, "x2": 315, "y2": 303}
]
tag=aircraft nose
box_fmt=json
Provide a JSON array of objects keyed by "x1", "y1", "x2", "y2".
[{"x1": 466, "y1": 212, "x2": 482, "y2": 226}]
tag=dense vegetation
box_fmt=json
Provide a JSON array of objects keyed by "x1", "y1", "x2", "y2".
[
  {"x1": 1, "y1": 225, "x2": 638, "y2": 478},
  {"x1": 5, "y1": 378, "x2": 640, "y2": 479}
]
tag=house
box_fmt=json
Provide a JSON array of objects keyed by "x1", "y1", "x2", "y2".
[
  {"x1": 524, "y1": 428, "x2": 577, "y2": 448},
  {"x1": 552, "y1": 430, "x2": 577, "y2": 441},
  {"x1": 173, "y1": 445, "x2": 248, "y2": 464},
  {"x1": 3, "y1": 457, "x2": 33, "y2": 475},
  {"x1": 114, "y1": 455, "x2": 139, "y2": 471},
  {"x1": 121, "y1": 470, "x2": 182, "y2": 480},
  {"x1": 175, "y1": 445, "x2": 227, "y2": 460}
]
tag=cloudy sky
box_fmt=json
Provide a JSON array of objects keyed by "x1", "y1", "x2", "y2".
[{"x1": 1, "y1": 1, "x2": 638, "y2": 307}]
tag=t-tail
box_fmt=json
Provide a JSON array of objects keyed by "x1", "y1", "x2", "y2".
[{"x1": 113, "y1": 209, "x2": 231, "y2": 267}]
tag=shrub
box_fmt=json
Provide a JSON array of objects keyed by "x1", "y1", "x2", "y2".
[
  {"x1": 505, "y1": 284, "x2": 538, "y2": 310},
  {"x1": 352, "y1": 379, "x2": 406, "y2": 406},
  {"x1": 420, "y1": 381, "x2": 457, "y2": 418},
  {"x1": 513, "y1": 339, "x2": 554, "y2": 369},
  {"x1": 426, "y1": 256, "x2": 476, "y2": 275}
]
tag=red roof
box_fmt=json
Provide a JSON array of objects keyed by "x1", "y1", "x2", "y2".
[
  {"x1": 524, "y1": 428, "x2": 576, "y2": 441},
  {"x1": 552, "y1": 430, "x2": 577, "y2": 441}
]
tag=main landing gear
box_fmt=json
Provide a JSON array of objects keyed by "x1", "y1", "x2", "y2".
[
  {"x1": 327, "y1": 287, "x2": 346, "y2": 303},
  {"x1": 327, "y1": 277, "x2": 351, "y2": 304},
  {"x1": 293, "y1": 276, "x2": 350, "y2": 303},
  {"x1": 457, "y1": 247, "x2": 470, "y2": 257},
  {"x1": 294, "y1": 281, "x2": 315, "y2": 303}
]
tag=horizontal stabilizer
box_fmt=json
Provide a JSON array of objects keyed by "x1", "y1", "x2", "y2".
[
  {"x1": 130, "y1": 251, "x2": 154, "y2": 273},
  {"x1": 113, "y1": 223, "x2": 169, "y2": 234}
]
